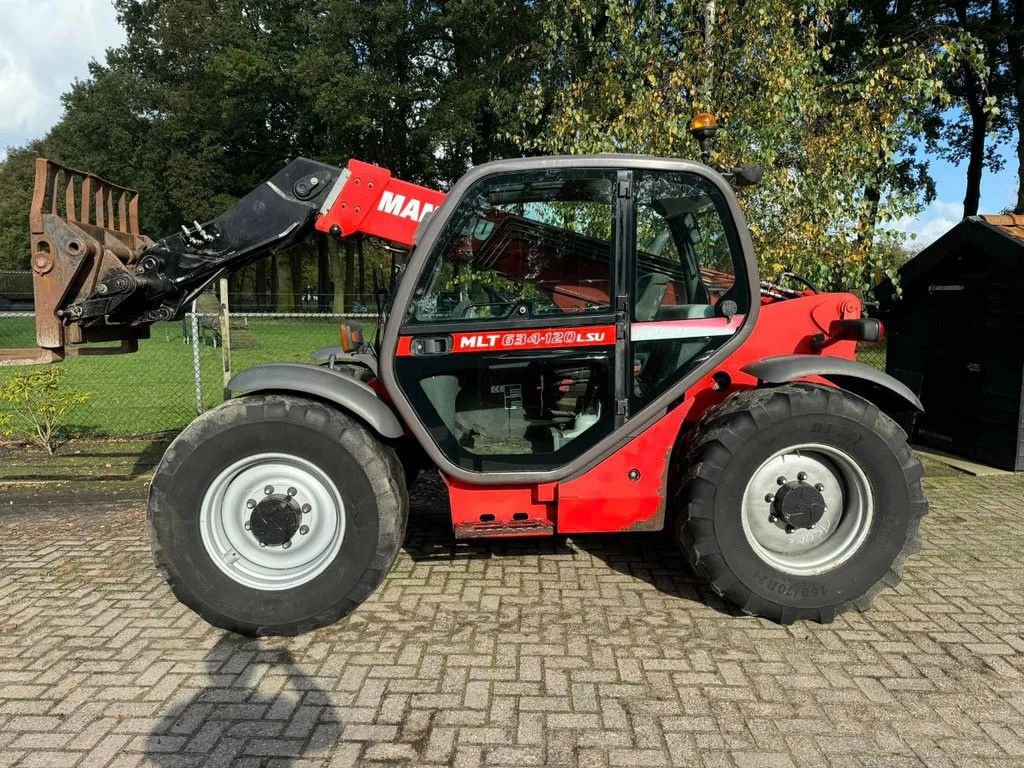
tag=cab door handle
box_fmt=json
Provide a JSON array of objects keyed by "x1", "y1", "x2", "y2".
[{"x1": 411, "y1": 335, "x2": 453, "y2": 355}]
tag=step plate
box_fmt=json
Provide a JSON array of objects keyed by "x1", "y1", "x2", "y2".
[{"x1": 453, "y1": 519, "x2": 555, "y2": 540}]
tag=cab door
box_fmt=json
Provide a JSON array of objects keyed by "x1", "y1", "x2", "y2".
[
  {"x1": 386, "y1": 167, "x2": 624, "y2": 474},
  {"x1": 628, "y1": 169, "x2": 751, "y2": 413}
]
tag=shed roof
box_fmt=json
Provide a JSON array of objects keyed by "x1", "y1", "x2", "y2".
[
  {"x1": 891, "y1": 214, "x2": 1024, "y2": 290},
  {"x1": 978, "y1": 214, "x2": 1024, "y2": 243}
]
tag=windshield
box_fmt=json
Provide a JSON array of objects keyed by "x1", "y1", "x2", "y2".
[{"x1": 406, "y1": 170, "x2": 617, "y2": 324}]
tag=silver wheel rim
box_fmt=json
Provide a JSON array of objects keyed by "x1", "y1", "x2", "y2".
[
  {"x1": 200, "y1": 452, "x2": 346, "y2": 591},
  {"x1": 741, "y1": 443, "x2": 873, "y2": 576}
]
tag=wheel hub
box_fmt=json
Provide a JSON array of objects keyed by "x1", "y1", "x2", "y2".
[
  {"x1": 772, "y1": 480, "x2": 826, "y2": 530},
  {"x1": 741, "y1": 444, "x2": 874, "y2": 576},
  {"x1": 249, "y1": 495, "x2": 302, "y2": 547},
  {"x1": 200, "y1": 453, "x2": 346, "y2": 591}
]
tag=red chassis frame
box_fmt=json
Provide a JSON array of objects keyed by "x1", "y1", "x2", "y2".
[{"x1": 315, "y1": 159, "x2": 865, "y2": 539}]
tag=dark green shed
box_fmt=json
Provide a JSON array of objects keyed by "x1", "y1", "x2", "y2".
[{"x1": 881, "y1": 214, "x2": 1024, "y2": 471}]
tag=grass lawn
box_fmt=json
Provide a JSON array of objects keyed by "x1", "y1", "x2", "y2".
[{"x1": 1, "y1": 315, "x2": 375, "y2": 436}]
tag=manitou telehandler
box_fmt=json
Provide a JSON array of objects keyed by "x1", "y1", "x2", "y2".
[{"x1": 6, "y1": 115, "x2": 926, "y2": 635}]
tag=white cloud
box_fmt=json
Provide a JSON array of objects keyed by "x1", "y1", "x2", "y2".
[
  {"x1": 0, "y1": 0, "x2": 124, "y2": 151},
  {"x1": 887, "y1": 199, "x2": 963, "y2": 252}
]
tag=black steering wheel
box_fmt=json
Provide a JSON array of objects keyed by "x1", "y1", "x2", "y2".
[{"x1": 775, "y1": 271, "x2": 819, "y2": 294}]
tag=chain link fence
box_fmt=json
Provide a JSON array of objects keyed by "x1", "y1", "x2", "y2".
[
  {"x1": 856, "y1": 340, "x2": 887, "y2": 372},
  {"x1": 0, "y1": 283, "x2": 378, "y2": 437},
  {"x1": 0, "y1": 309, "x2": 221, "y2": 435}
]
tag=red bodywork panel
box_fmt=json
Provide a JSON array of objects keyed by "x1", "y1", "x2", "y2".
[
  {"x1": 395, "y1": 325, "x2": 617, "y2": 357},
  {"x1": 314, "y1": 159, "x2": 447, "y2": 247},
  {"x1": 437, "y1": 293, "x2": 864, "y2": 537}
]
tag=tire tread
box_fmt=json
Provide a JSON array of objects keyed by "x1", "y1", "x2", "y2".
[
  {"x1": 677, "y1": 384, "x2": 927, "y2": 624},
  {"x1": 148, "y1": 394, "x2": 408, "y2": 636}
]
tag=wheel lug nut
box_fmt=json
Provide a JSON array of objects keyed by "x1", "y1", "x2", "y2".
[
  {"x1": 264, "y1": 485, "x2": 274, "y2": 495},
  {"x1": 246, "y1": 499, "x2": 256, "y2": 509},
  {"x1": 777, "y1": 476, "x2": 787, "y2": 486},
  {"x1": 287, "y1": 487, "x2": 297, "y2": 497},
  {"x1": 785, "y1": 525, "x2": 795, "y2": 534},
  {"x1": 299, "y1": 525, "x2": 309, "y2": 535},
  {"x1": 244, "y1": 521, "x2": 251, "y2": 530},
  {"x1": 259, "y1": 540, "x2": 266, "y2": 547},
  {"x1": 768, "y1": 514, "x2": 778, "y2": 523},
  {"x1": 301, "y1": 504, "x2": 311, "y2": 514},
  {"x1": 815, "y1": 483, "x2": 824, "y2": 491},
  {"x1": 765, "y1": 493, "x2": 775, "y2": 503},
  {"x1": 798, "y1": 472, "x2": 807, "y2": 482},
  {"x1": 282, "y1": 541, "x2": 292, "y2": 549}
]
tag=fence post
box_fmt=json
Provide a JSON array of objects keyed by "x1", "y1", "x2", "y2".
[
  {"x1": 189, "y1": 301, "x2": 204, "y2": 416},
  {"x1": 219, "y1": 278, "x2": 232, "y2": 400}
]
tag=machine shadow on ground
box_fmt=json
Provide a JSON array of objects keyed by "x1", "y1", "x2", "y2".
[
  {"x1": 402, "y1": 473, "x2": 737, "y2": 616},
  {"x1": 145, "y1": 634, "x2": 336, "y2": 767}
]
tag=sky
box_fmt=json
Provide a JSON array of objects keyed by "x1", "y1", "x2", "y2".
[{"x1": 0, "y1": 0, "x2": 1019, "y2": 248}]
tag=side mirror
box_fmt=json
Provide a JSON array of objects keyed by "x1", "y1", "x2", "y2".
[
  {"x1": 339, "y1": 321, "x2": 365, "y2": 352},
  {"x1": 732, "y1": 164, "x2": 764, "y2": 187}
]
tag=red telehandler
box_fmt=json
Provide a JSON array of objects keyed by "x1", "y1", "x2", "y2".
[{"x1": 6, "y1": 116, "x2": 926, "y2": 635}]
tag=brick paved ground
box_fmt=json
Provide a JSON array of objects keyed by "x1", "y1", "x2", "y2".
[{"x1": 1, "y1": 470, "x2": 1023, "y2": 768}]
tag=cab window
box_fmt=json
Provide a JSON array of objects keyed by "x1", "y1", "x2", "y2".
[
  {"x1": 631, "y1": 171, "x2": 748, "y2": 410},
  {"x1": 406, "y1": 170, "x2": 616, "y2": 324}
]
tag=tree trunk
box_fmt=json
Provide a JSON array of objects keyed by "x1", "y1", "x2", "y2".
[
  {"x1": 1010, "y1": 0, "x2": 1024, "y2": 213},
  {"x1": 270, "y1": 254, "x2": 280, "y2": 309},
  {"x1": 357, "y1": 240, "x2": 366, "y2": 306},
  {"x1": 254, "y1": 259, "x2": 268, "y2": 310},
  {"x1": 328, "y1": 239, "x2": 345, "y2": 312},
  {"x1": 702, "y1": 0, "x2": 716, "y2": 104},
  {"x1": 1016, "y1": 122, "x2": 1024, "y2": 215},
  {"x1": 289, "y1": 251, "x2": 303, "y2": 311},
  {"x1": 952, "y1": 0, "x2": 988, "y2": 218},
  {"x1": 963, "y1": 96, "x2": 986, "y2": 218},
  {"x1": 316, "y1": 236, "x2": 331, "y2": 311},
  {"x1": 344, "y1": 241, "x2": 356, "y2": 313},
  {"x1": 275, "y1": 253, "x2": 295, "y2": 311}
]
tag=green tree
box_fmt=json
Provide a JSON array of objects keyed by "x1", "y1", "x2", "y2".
[
  {"x1": 1006, "y1": 0, "x2": 1024, "y2": 212},
  {"x1": 927, "y1": 0, "x2": 1012, "y2": 217},
  {"x1": 515, "y1": 0, "x2": 959, "y2": 291},
  {"x1": 0, "y1": 143, "x2": 43, "y2": 270},
  {"x1": 0, "y1": 0, "x2": 547, "y2": 304}
]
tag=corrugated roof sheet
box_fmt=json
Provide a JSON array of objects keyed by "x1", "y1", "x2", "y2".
[{"x1": 979, "y1": 214, "x2": 1024, "y2": 243}]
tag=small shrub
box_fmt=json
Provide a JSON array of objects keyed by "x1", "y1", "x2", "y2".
[{"x1": 0, "y1": 367, "x2": 89, "y2": 455}]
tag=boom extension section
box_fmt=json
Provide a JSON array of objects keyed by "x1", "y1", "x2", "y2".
[{"x1": 9, "y1": 157, "x2": 446, "y2": 364}]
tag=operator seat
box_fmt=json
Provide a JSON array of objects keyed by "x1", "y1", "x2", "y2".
[{"x1": 634, "y1": 272, "x2": 671, "y2": 321}]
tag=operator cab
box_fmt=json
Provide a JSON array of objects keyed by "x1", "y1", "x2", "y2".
[{"x1": 383, "y1": 156, "x2": 754, "y2": 479}]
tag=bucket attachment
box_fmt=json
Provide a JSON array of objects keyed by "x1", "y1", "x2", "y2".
[{"x1": 0, "y1": 158, "x2": 153, "y2": 366}]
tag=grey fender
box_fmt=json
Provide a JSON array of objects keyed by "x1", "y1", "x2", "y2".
[
  {"x1": 227, "y1": 363, "x2": 404, "y2": 439},
  {"x1": 741, "y1": 355, "x2": 923, "y2": 412}
]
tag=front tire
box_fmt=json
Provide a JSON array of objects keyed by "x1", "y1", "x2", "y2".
[
  {"x1": 149, "y1": 394, "x2": 408, "y2": 636},
  {"x1": 677, "y1": 383, "x2": 927, "y2": 623}
]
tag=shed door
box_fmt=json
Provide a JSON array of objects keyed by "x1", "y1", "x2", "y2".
[{"x1": 916, "y1": 278, "x2": 985, "y2": 454}]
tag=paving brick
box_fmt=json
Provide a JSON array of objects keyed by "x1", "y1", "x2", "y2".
[{"x1": 0, "y1": 473, "x2": 1021, "y2": 767}]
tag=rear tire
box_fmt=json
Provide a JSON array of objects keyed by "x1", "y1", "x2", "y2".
[
  {"x1": 677, "y1": 383, "x2": 927, "y2": 623},
  {"x1": 149, "y1": 394, "x2": 408, "y2": 636}
]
